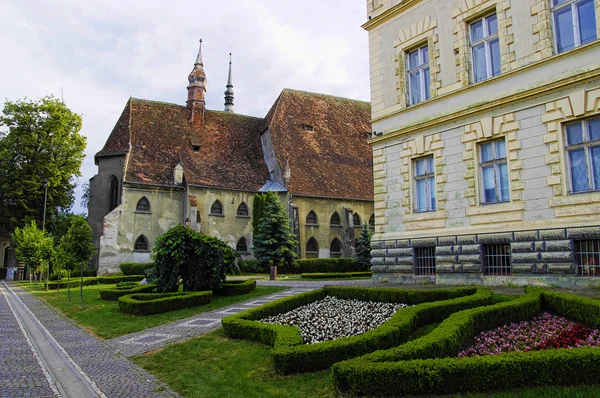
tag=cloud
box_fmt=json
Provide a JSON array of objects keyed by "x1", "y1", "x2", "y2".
[{"x1": 0, "y1": 0, "x2": 370, "y2": 214}]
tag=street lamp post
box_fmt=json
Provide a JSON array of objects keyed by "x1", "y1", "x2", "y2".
[{"x1": 42, "y1": 180, "x2": 49, "y2": 290}]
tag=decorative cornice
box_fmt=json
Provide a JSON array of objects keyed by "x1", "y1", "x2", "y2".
[{"x1": 362, "y1": 0, "x2": 424, "y2": 31}]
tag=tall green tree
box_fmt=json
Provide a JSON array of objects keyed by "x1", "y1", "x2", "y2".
[
  {"x1": 0, "y1": 96, "x2": 85, "y2": 232},
  {"x1": 251, "y1": 191, "x2": 297, "y2": 270},
  {"x1": 353, "y1": 223, "x2": 373, "y2": 271},
  {"x1": 58, "y1": 216, "x2": 95, "y2": 308},
  {"x1": 12, "y1": 221, "x2": 54, "y2": 285}
]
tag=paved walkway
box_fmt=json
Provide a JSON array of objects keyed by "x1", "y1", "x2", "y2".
[{"x1": 0, "y1": 281, "x2": 179, "y2": 398}]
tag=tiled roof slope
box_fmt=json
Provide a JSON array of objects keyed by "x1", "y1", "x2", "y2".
[
  {"x1": 95, "y1": 99, "x2": 131, "y2": 160},
  {"x1": 101, "y1": 98, "x2": 268, "y2": 190},
  {"x1": 265, "y1": 89, "x2": 373, "y2": 200}
]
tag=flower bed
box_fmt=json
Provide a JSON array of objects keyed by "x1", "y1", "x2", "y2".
[
  {"x1": 222, "y1": 286, "x2": 492, "y2": 373},
  {"x1": 459, "y1": 312, "x2": 600, "y2": 357},
  {"x1": 261, "y1": 296, "x2": 409, "y2": 344},
  {"x1": 331, "y1": 288, "x2": 600, "y2": 397}
]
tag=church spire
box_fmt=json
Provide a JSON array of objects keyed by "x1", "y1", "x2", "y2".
[
  {"x1": 224, "y1": 52, "x2": 235, "y2": 113},
  {"x1": 187, "y1": 39, "x2": 207, "y2": 124}
]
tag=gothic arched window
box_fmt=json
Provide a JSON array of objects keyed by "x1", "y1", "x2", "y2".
[
  {"x1": 236, "y1": 237, "x2": 248, "y2": 252},
  {"x1": 136, "y1": 197, "x2": 150, "y2": 212},
  {"x1": 306, "y1": 211, "x2": 318, "y2": 225},
  {"x1": 237, "y1": 202, "x2": 249, "y2": 217},
  {"x1": 210, "y1": 200, "x2": 223, "y2": 215},
  {"x1": 108, "y1": 175, "x2": 119, "y2": 212},
  {"x1": 369, "y1": 214, "x2": 375, "y2": 229},
  {"x1": 353, "y1": 213, "x2": 361, "y2": 227},
  {"x1": 306, "y1": 237, "x2": 319, "y2": 258},
  {"x1": 330, "y1": 212, "x2": 341, "y2": 226},
  {"x1": 330, "y1": 238, "x2": 342, "y2": 258},
  {"x1": 134, "y1": 235, "x2": 149, "y2": 251}
]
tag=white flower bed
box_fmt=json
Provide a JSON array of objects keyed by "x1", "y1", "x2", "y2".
[{"x1": 260, "y1": 296, "x2": 410, "y2": 344}]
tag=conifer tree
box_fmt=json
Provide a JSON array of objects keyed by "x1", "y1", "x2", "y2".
[
  {"x1": 252, "y1": 191, "x2": 297, "y2": 269},
  {"x1": 353, "y1": 223, "x2": 373, "y2": 271}
]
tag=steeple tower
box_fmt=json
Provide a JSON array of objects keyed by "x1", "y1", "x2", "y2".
[
  {"x1": 187, "y1": 39, "x2": 207, "y2": 124},
  {"x1": 224, "y1": 52, "x2": 235, "y2": 113}
]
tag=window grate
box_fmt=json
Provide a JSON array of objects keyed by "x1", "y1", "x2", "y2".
[
  {"x1": 483, "y1": 244, "x2": 511, "y2": 276},
  {"x1": 575, "y1": 239, "x2": 600, "y2": 276},
  {"x1": 134, "y1": 236, "x2": 149, "y2": 251},
  {"x1": 415, "y1": 247, "x2": 436, "y2": 275}
]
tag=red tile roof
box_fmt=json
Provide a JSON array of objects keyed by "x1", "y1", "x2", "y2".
[{"x1": 96, "y1": 90, "x2": 372, "y2": 199}]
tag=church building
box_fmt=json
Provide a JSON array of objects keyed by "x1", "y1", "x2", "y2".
[{"x1": 88, "y1": 41, "x2": 373, "y2": 274}]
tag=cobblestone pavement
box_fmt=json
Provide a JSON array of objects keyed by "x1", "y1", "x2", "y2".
[
  {"x1": 0, "y1": 283, "x2": 59, "y2": 397},
  {"x1": 105, "y1": 287, "x2": 316, "y2": 357},
  {"x1": 2, "y1": 282, "x2": 179, "y2": 398}
]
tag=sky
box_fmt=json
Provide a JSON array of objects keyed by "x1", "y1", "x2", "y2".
[{"x1": 0, "y1": 0, "x2": 371, "y2": 214}]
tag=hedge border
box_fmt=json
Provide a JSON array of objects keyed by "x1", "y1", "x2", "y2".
[
  {"x1": 300, "y1": 272, "x2": 373, "y2": 279},
  {"x1": 239, "y1": 258, "x2": 367, "y2": 274},
  {"x1": 331, "y1": 288, "x2": 600, "y2": 396},
  {"x1": 120, "y1": 262, "x2": 153, "y2": 276},
  {"x1": 99, "y1": 284, "x2": 157, "y2": 301},
  {"x1": 214, "y1": 280, "x2": 256, "y2": 296},
  {"x1": 47, "y1": 275, "x2": 145, "y2": 290},
  {"x1": 222, "y1": 286, "x2": 493, "y2": 373},
  {"x1": 118, "y1": 291, "x2": 212, "y2": 316}
]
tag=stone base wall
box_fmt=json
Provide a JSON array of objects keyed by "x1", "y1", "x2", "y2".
[{"x1": 371, "y1": 225, "x2": 600, "y2": 289}]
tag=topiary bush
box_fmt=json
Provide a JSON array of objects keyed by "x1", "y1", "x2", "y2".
[
  {"x1": 222, "y1": 286, "x2": 493, "y2": 374},
  {"x1": 99, "y1": 284, "x2": 157, "y2": 301},
  {"x1": 214, "y1": 280, "x2": 257, "y2": 296},
  {"x1": 118, "y1": 291, "x2": 212, "y2": 316},
  {"x1": 120, "y1": 262, "x2": 153, "y2": 276},
  {"x1": 153, "y1": 225, "x2": 239, "y2": 293},
  {"x1": 330, "y1": 288, "x2": 600, "y2": 396}
]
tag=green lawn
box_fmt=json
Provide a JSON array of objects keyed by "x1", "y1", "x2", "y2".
[
  {"x1": 19, "y1": 282, "x2": 285, "y2": 339},
  {"x1": 133, "y1": 328, "x2": 600, "y2": 398}
]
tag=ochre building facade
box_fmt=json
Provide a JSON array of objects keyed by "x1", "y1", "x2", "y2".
[
  {"x1": 89, "y1": 45, "x2": 373, "y2": 274},
  {"x1": 365, "y1": 0, "x2": 600, "y2": 287}
]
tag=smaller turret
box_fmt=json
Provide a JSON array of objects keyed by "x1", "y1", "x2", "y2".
[
  {"x1": 224, "y1": 52, "x2": 235, "y2": 113},
  {"x1": 187, "y1": 39, "x2": 207, "y2": 125}
]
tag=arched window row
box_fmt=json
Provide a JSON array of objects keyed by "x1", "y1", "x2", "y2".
[
  {"x1": 306, "y1": 237, "x2": 319, "y2": 258},
  {"x1": 136, "y1": 197, "x2": 151, "y2": 212},
  {"x1": 353, "y1": 213, "x2": 361, "y2": 227},
  {"x1": 306, "y1": 210, "x2": 318, "y2": 225},
  {"x1": 330, "y1": 212, "x2": 341, "y2": 226},
  {"x1": 210, "y1": 200, "x2": 224, "y2": 215},
  {"x1": 134, "y1": 235, "x2": 149, "y2": 251},
  {"x1": 237, "y1": 202, "x2": 249, "y2": 217}
]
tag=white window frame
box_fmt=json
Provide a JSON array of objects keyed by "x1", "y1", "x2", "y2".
[
  {"x1": 479, "y1": 138, "x2": 509, "y2": 204},
  {"x1": 406, "y1": 44, "x2": 430, "y2": 106},
  {"x1": 470, "y1": 13, "x2": 500, "y2": 83},
  {"x1": 565, "y1": 117, "x2": 600, "y2": 193},
  {"x1": 413, "y1": 155, "x2": 436, "y2": 213},
  {"x1": 551, "y1": 0, "x2": 598, "y2": 53}
]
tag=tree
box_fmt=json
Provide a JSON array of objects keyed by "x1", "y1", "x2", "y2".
[
  {"x1": 12, "y1": 221, "x2": 54, "y2": 285},
  {"x1": 353, "y1": 223, "x2": 373, "y2": 271},
  {"x1": 58, "y1": 216, "x2": 95, "y2": 308},
  {"x1": 153, "y1": 224, "x2": 239, "y2": 293},
  {"x1": 251, "y1": 191, "x2": 297, "y2": 271},
  {"x1": 0, "y1": 96, "x2": 85, "y2": 232}
]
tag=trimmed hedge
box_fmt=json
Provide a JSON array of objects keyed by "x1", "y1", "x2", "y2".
[
  {"x1": 120, "y1": 262, "x2": 153, "y2": 276},
  {"x1": 99, "y1": 284, "x2": 157, "y2": 301},
  {"x1": 118, "y1": 291, "x2": 212, "y2": 316},
  {"x1": 222, "y1": 286, "x2": 493, "y2": 374},
  {"x1": 300, "y1": 272, "x2": 373, "y2": 279},
  {"x1": 239, "y1": 258, "x2": 365, "y2": 274},
  {"x1": 214, "y1": 280, "x2": 256, "y2": 296},
  {"x1": 331, "y1": 288, "x2": 600, "y2": 396},
  {"x1": 47, "y1": 275, "x2": 145, "y2": 290}
]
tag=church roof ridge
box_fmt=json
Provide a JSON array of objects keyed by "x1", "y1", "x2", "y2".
[{"x1": 279, "y1": 88, "x2": 371, "y2": 105}]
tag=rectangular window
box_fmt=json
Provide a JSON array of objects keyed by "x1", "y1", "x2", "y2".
[
  {"x1": 414, "y1": 156, "x2": 436, "y2": 213},
  {"x1": 552, "y1": 0, "x2": 597, "y2": 53},
  {"x1": 470, "y1": 13, "x2": 501, "y2": 83},
  {"x1": 565, "y1": 117, "x2": 600, "y2": 193},
  {"x1": 415, "y1": 247, "x2": 436, "y2": 275},
  {"x1": 483, "y1": 244, "x2": 511, "y2": 276},
  {"x1": 575, "y1": 239, "x2": 600, "y2": 276},
  {"x1": 479, "y1": 138, "x2": 509, "y2": 204},
  {"x1": 407, "y1": 44, "x2": 430, "y2": 105}
]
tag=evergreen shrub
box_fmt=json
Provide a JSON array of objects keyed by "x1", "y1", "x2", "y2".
[
  {"x1": 47, "y1": 275, "x2": 145, "y2": 290},
  {"x1": 214, "y1": 280, "x2": 256, "y2": 296},
  {"x1": 331, "y1": 289, "x2": 600, "y2": 396},
  {"x1": 99, "y1": 284, "x2": 157, "y2": 301},
  {"x1": 118, "y1": 291, "x2": 212, "y2": 316},
  {"x1": 222, "y1": 286, "x2": 492, "y2": 374},
  {"x1": 120, "y1": 262, "x2": 153, "y2": 276},
  {"x1": 238, "y1": 258, "x2": 362, "y2": 274},
  {"x1": 300, "y1": 272, "x2": 372, "y2": 279}
]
